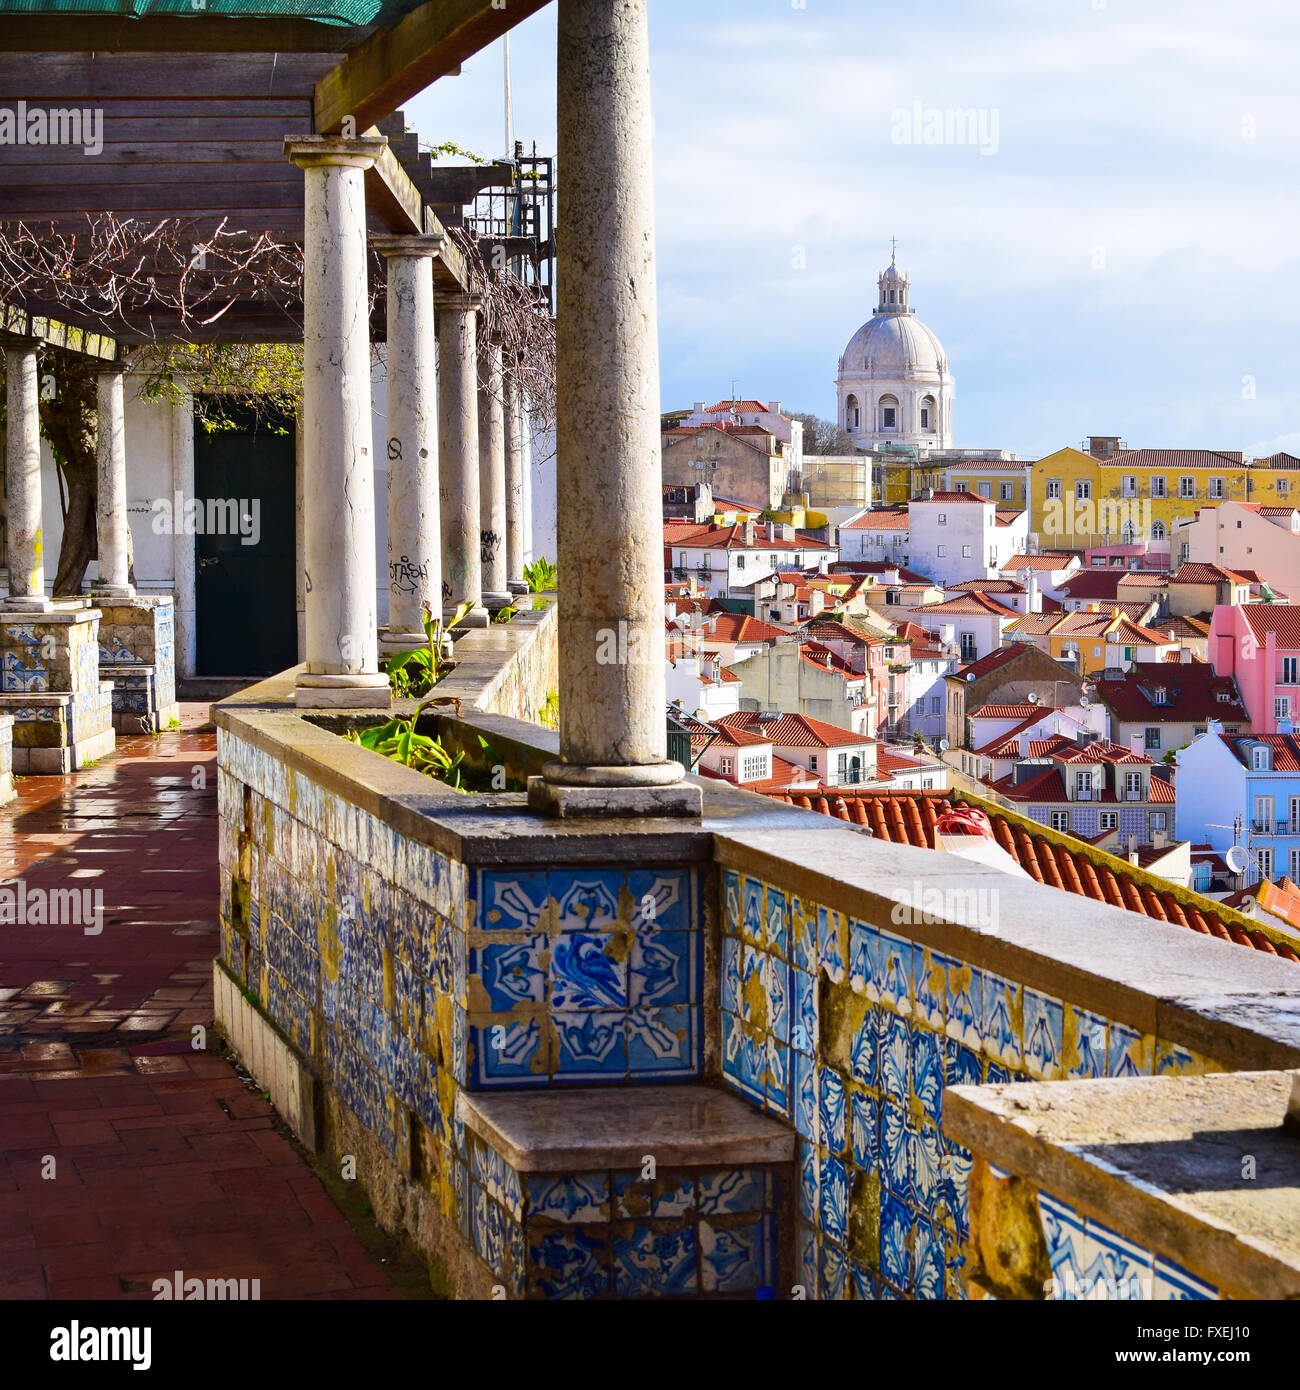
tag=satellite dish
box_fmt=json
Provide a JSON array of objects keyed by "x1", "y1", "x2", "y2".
[
  {"x1": 1080, "y1": 695, "x2": 1091, "y2": 708},
  {"x1": 939, "y1": 739, "x2": 950, "y2": 752},
  {"x1": 1225, "y1": 845, "x2": 1249, "y2": 875},
  {"x1": 1028, "y1": 693, "x2": 1040, "y2": 705}
]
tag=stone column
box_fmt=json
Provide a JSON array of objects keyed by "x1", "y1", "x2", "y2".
[
  {"x1": 285, "y1": 135, "x2": 390, "y2": 707},
  {"x1": 2, "y1": 337, "x2": 51, "y2": 611},
  {"x1": 374, "y1": 234, "x2": 442, "y2": 649},
  {"x1": 93, "y1": 363, "x2": 134, "y2": 598},
  {"x1": 478, "y1": 336, "x2": 511, "y2": 609},
  {"x1": 531, "y1": 0, "x2": 700, "y2": 818},
  {"x1": 170, "y1": 390, "x2": 197, "y2": 680},
  {"x1": 437, "y1": 294, "x2": 489, "y2": 628},
  {"x1": 504, "y1": 366, "x2": 528, "y2": 595}
]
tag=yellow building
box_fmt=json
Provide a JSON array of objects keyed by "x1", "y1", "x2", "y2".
[
  {"x1": 940, "y1": 459, "x2": 1031, "y2": 510},
  {"x1": 1027, "y1": 442, "x2": 1300, "y2": 554}
]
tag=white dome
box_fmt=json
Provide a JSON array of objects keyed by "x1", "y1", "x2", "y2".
[{"x1": 842, "y1": 312, "x2": 949, "y2": 382}]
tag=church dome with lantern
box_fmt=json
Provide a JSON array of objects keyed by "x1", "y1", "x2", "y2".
[{"x1": 836, "y1": 247, "x2": 954, "y2": 453}]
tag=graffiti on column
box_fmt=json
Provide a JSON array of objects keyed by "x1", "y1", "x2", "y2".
[
  {"x1": 389, "y1": 555, "x2": 428, "y2": 596},
  {"x1": 480, "y1": 529, "x2": 502, "y2": 565}
]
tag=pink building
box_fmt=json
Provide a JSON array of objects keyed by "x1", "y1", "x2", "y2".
[{"x1": 1209, "y1": 604, "x2": 1300, "y2": 733}]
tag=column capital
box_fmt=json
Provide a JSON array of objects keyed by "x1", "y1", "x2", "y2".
[
  {"x1": 436, "y1": 292, "x2": 484, "y2": 314},
  {"x1": 284, "y1": 135, "x2": 386, "y2": 171},
  {"x1": 90, "y1": 358, "x2": 129, "y2": 375},
  {"x1": 372, "y1": 233, "x2": 445, "y2": 260},
  {"x1": 0, "y1": 332, "x2": 40, "y2": 352}
]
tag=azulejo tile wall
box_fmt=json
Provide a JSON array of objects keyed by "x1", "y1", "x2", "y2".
[
  {"x1": 218, "y1": 729, "x2": 709, "y2": 1296},
  {"x1": 1037, "y1": 1188, "x2": 1219, "y2": 1300},
  {"x1": 464, "y1": 1127, "x2": 784, "y2": 1300},
  {"x1": 468, "y1": 867, "x2": 702, "y2": 1087},
  {"x1": 717, "y1": 865, "x2": 1220, "y2": 1301}
]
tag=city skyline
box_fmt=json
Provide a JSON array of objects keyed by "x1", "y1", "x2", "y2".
[{"x1": 406, "y1": 0, "x2": 1300, "y2": 460}]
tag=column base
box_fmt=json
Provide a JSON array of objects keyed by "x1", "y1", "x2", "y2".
[
  {"x1": 447, "y1": 604, "x2": 490, "y2": 630},
  {"x1": 483, "y1": 590, "x2": 515, "y2": 612},
  {"x1": 529, "y1": 761, "x2": 701, "y2": 819},
  {"x1": 378, "y1": 628, "x2": 428, "y2": 659},
  {"x1": 507, "y1": 580, "x2": 530, "y2": 598},
  {"x1": 91, "y1": 583, "x2": 136, "y2": 600},
  {"x1": 294, "y1": 672, "x2": 391, "y2": 710}
]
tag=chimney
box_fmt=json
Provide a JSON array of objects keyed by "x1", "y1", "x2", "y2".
[
  {"x1": 1128, "y1": 835, "x2": 1139, "y2": 865},
  {"x1": 1027, "y1": 571, "x2": 1042, "y2": 614},
  {"x1": 743, "y1": 519, "x2": 755, "y2": 547},
  {"x1": 766, "y1": 522, "x2": 777, "y2": 542},
  {"x1": 694, "y1": 401, "x2": 705, "y2": 415},
  {"x1": 769, "y1": 400, "x2": 782, "y2": 415},
  {"x1": 1153, "y1": 830, "x2": 1167, "y2": 850}
]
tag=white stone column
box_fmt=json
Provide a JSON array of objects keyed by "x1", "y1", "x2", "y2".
[
  {"x1": 374, "y1": 234, "x2": 442, "y2": 648},
  {"x1": 531, "y1": 0, "x2": 700, "y2": 817},
  {"x1": 504, "y1": 366, "x2": 528, "y2": 595},
  {"x1": 169, "y1": 388, "x2": 197, "y2": 678},
  {"x1": 478, "y1": 337, "x2": 510, "y2": 608},
  {"x1": 285, "y1": 135, "x2": 390, "y2": 707},
  {"x1": 93, "y1": 363, "x2": 134, "y2": 598},
  {"x1": 437, "y1": 294, "x2": 489, "y2": 627},
  {"x1": 2, "y1": 338, "x2": 51, "y2": 611}
]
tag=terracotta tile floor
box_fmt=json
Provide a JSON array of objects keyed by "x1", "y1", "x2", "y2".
[{"x1": 0, "y1": 708, "x2": 404, "y2": 1300}]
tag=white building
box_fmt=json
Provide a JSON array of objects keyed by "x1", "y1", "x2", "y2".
[
  {"x1": 908, "y1": 491, "x2": 1027, "y2": 587},
  {"x1": 683, "y1": 397, "x2": 803, "y2": 471},
  {"x1": 836, "y1": 250, "x2": 954, "y2": 454},
  {"x1": 663, "y1": 520, "x2": 838, "y2": 602}
]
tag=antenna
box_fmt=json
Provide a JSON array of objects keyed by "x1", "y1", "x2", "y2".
[{"x1": 503, "y1": 32, "x2": 513, "y2": 158}]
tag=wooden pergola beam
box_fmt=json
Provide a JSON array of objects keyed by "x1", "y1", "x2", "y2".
[
  {"x1": 0, "y1": 303, "x2": 118, "y2": 361},
  {"x1": 314, "y1": 0, "x2": 551, "y2": 135},
  {"x1": 361, "y1": 128, "x2": 468, "y2": 292},
  {"x1": 0, "y1": 16, "x2": 373, "y2": 53}
]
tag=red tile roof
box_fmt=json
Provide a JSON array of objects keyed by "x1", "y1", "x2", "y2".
[
  {"x1": 1102, "y1": 448, "x2": 1245, "y2": 469},
  {"x1": 841, "y1": 509, "x2": 911, "y2": 531},
  {"x1": 1059, "y1": 571, "x2": 1129, "y2": 601},
  {"x1": 702, "y1": 399, "x2": 777, "y2": 415},
  {"x1": 921, "y1": 593, "x2": 1019, "y2": 618},
  {"x1": 771, "y1": 789, "x2": 1299, "y2": 963},
  {"x1": 952, "y1": 643, "x2": 1031, "y2": 682},
  {"x1": 917, "y1": 491, "x2": 993, "y2": 504},
  {"x1": 1095, "y1": 667, "x2": 1247, "y2": 723},
  {"x1": 1240, "y1": 605, "x2": 1300, "y2": 649},
  {"x1": 986, "y1": 764, "x2": 1173, "y2": 804},
  {"x1": 1002, "y1": 553, "x2": 1077, "y2": 572},
  {"x1": 971, "y1": 703, "x2": 1048, "y2": 720},
  {"x1": 948, "y1": 579, "x2": 1025, "y2": 594},
  {"x1": 1170, "y1": 562, "x2": 1249, "y2": 586},
  {"x1": 702, "y1": 613, "x2": 792, "y2": 644},
  {"x1": 1220, "y1": 733, "x2": 1300, "y2": 771},
  {"x1": 720, "y1": 711, "x2": 868, "y2": 748}
]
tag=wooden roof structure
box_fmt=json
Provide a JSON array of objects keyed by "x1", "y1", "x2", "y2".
[{"x1": 0, "y1": 0, "x2": 551, "y2": 345}]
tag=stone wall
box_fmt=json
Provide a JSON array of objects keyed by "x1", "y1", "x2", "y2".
[{"x1": 212, "y1": 612, "x2": 1300, "y2": 1300}]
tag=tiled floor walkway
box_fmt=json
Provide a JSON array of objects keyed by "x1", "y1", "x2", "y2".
[{"x1": 0, "y1": 711, "x2": 406, "y2": 1300}]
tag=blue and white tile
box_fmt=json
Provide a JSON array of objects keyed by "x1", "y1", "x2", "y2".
[
  {"x1": 479, "y1": 871, "x2": 548, "y2": 932},
  {"x1": 551, "y1": 933, "x2": 628, "y2": 1010},
  {"x1": 850, "y1": 1008, "x2": 875, "y2": 1086},
  {"x1": 911, "y1": 1024, "x2": 944, "y2": 1124},
  {"x1": 741, "y1": 875, "x2": 765, "y2": 946},
  {"x1": 700, "y1": 1215, "x2": 774, "y2": 1293},
  {"x1": 911, "y1": 1123, "x2": 944, "y2": 1215},
  {"x1": 720, "y1": 936, "x2": 742, "y2": 1018},
  {"x1": 944, "y1": 1141, "x2": 973, "y2": 1242},
  {"x1": 628, "y1": 1006, "x2": 696, "y2": 1076},
  {"x1": 945, "y1": 1037, "x2": 983, "y2": 1091},
  {"x1": 472, "y1": 937, "x2": 547, "y2": 1011},
  {"x1": 1069, "y1": 1008, "x2": 1108, "y2": 1081},
  {"x1": 629, "y1": 869, "x2": 692, "y2": 933},
  {"x1": 792, "y1": 967, "x2": 817, "y2": 1057},
  {"x1": 878, "y1": 1010, "x2": 910, "y2": 1099},
  {"x1": 765, "y1": 885, "x2": 789, "y2": 960},
  {"x1": 881, "y1": 1102, "x2": 911, "y2": 1198},
  {"x1": 875, "y1": 928, "x2": 912, "y2": 1015},
  {"x1": 471, "y1": 1186, "x2": 505, "y2": 1277},
  {"x1": 820, "y1": 1241, "x2": 848, "y2": 1301},
  {"x1": 913, "y1": 1216, "x2": 945, "y2": 1300},
  {"x1": 793, "y1": 1048, "x2": 818, "y2": 1140},
  {"x1": 1107, "y1": 1022, "x2": 1152, "y2": 1078},
  {"x1": 629, "y1": 931, "x2": 695, "y2": 1007},
  {"x1": 613, "y1": 1223, "x2": 698, "y2": 1297},
  {"x1": 763, "y1": 953, "x2": 791, "y2": 1044},
  {"x1": 1039, "y1": 1190, "x2": 1087, "y2": 1297},
  {"x1": 766, "y1": 1037, "x2": 790, "y2": 1117},
  {"x1": 818, "y1": 905, "x2": 847, "y2": 984},
  {"x1": 792, "y1": 895, "x2": 817, "y2": 972},
  {"x1": 551, "y1": 869, "x2": 623, "y2": 932},
  {"x1": 797, "y1": 1139, "x2": 819, "y2": 1224},
  {"x1": 981, "y1": 972, "x2": 1022, "y2": 1068},
  {"x1": 796, "y1": 1224, "x2": 819, "y2": 1300},
  {"x1": 554, "y1": 1010, "x2": 627, "y2": 1078},
  {"x1": 1087, "y1": 1217, "x2": 1155, "y2": 1298},
  {"x1": 818, "y1": 1067, "x2": 847, "y2": 1155},
  {"x1": 912, "y1": 946, "x2": 947, "y2": 1031},
  {"x1": 471, "y1": 1016, "x2": 546, "y2": 1088},
  {"x1": 722, "y1": 870, "x2": 742, "y2": 937},
  {"x1": 848, "y1": 918, "x2": 876, "y2": 998},
  {"x1": 851, "y1": 1261, "x2": 876, "y2": 1300},
  {"x1": 1023, "y1": 989, "x2": 1064, "y2": 1080},
  {"x1": 880, "y1": 1189, "x2": 911, "y2": 1291},
  {"x1": 527, "y1": 1173, "x2": 609, "y2": 1225},
  {"x1": 850, "y1": 1090, "x2": 878, "y2": 1171},
  {"x1": 819, "y1": 1154, "x2": 848, "y2": 1247},
  {"x1": 944, "y1": 961, "x2": 984, "y2": 1048},
  {"x1": 699, "y1": 1168, "x2": 768, "y2": 1216},
  {"x1": 528, "y1": 1228, "x2": 609, "y2": 1301}
]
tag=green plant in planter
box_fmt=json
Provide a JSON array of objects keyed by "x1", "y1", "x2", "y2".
[
  {"x1": 493, "y1": 605, "x2": 517, "y2": 625},
  {"x1": 524, "y1": 557, "x2": 558, "y2": 593},
  {"x1": 385, "y1": 600, "x2": 473, "y2": 700},
  {"x1": 346, "y1": 695, "x2": 468, "y2": 788}
]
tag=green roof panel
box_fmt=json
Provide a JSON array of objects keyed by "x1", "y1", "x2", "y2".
[{"x1": 0, "y1": 0, "x2": 382, "y2": 24}]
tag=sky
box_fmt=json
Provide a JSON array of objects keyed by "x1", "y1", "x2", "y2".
[{"x1": 405, "y1": 0, "x2": 1300, "y2": 460}]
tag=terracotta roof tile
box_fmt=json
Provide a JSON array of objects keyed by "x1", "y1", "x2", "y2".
[{"x1": 1240, "y1": 605, "x2": 1300, "y2": 649}]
